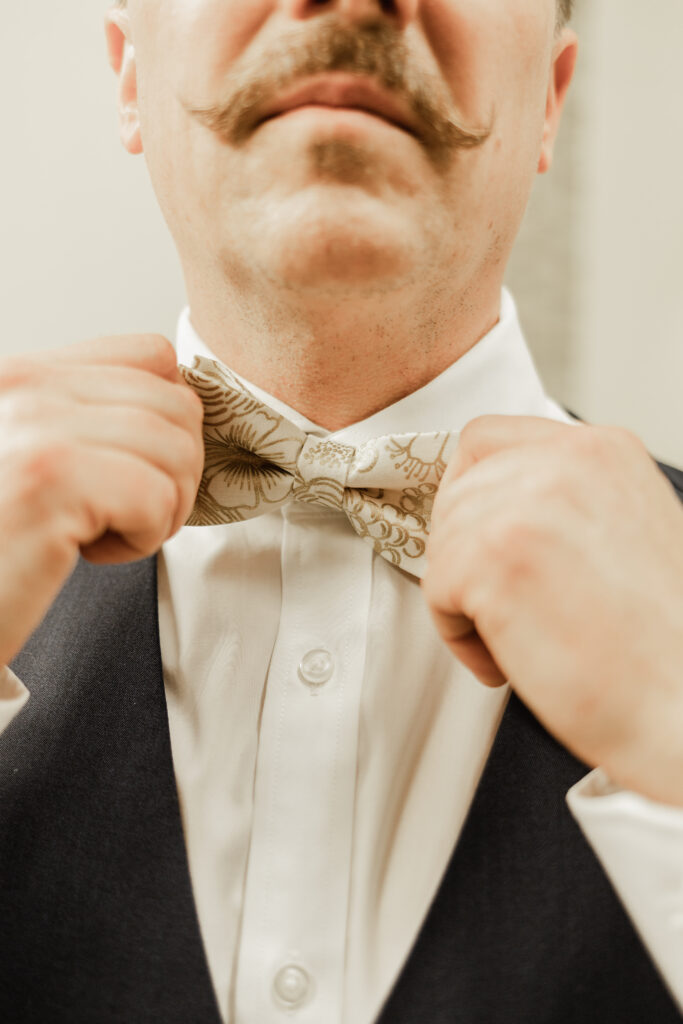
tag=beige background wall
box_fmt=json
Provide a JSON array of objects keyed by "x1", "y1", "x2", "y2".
[
  {"x1": 0, "y1": 1, "x2": 186, "y2": 346},
  {"x1": 508, "y1": 0, "x2": 683, "y2": 466},
  {"x1": 1, "y1": 1, "x2": 682, "y2": 465},
  {"x1": 573, "y1": 1, "x2": 683, "y2": 467}
]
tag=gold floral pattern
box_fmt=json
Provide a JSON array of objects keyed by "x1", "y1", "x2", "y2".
[
  {"x1": 386, "y1": 434, "x2": 452, "y2": 483},
  {"x1": 182, "y1": 358, "x2": 306, "y2": 524},
  {"x1": 179, "y1": 356, "x2": 458, "y2": 577},
  {"x1": 301, "y1": 439, "x2": 356, "y2": 472}
]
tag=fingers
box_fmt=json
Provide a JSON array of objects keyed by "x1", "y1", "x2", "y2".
[
  {"x1": 0, "y1": 335, "x2": 208, "y2": 557},
  {"x1": 0, "y1": 437, "x2": 183, "y2": 664},
  {"x1": 3, "y1": 360, "x2": 204, "y2": 433},
  {"x1": 422, "y1": 543, "x2": 509, "y2": 689},
  {"x1": 70, "y1": 405, "x2": 204, "y2": 536},
  {"x1": 423, "y1": 536, "x2": 509, "y2": 689},
  {"x1": 27, "y1": 333, "x2": 181, "y2": 381},
  {"x1": 436, "y1": 621, "x2": 507, "y2": 688},
  {"x1": 62, "y1": 366, "x2": 205, "y2": 429},
  {"x1": 0, "y1": 344, "x2": 206, "y2": 542},
  {"x1": 62, "y1": 444, "x2": 186, "y2": 560},
  {"x1": 422, "y1": 514, "x2": 500, "y2": 686},
  {"x1": 444, "y1": 414, "x2": 581, "y2": 486},
  {"x1": 425, "y1": 439, "x2": 552, "y2": 688},
  {"x1": 0, "y1": 335, "x2": 207, "y2": 664}
]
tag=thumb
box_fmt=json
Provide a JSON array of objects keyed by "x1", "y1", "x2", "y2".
[{"x1": 426, "y1": 597, "x2": 507, "y2": 688}]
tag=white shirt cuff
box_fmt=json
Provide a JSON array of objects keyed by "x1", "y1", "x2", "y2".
[
  {"x1": 0, "y1": 665, "x2": 29, "y2": 735},
  {"x1": 567, "y1": 767, "x2": 683, "y2": 1012}
]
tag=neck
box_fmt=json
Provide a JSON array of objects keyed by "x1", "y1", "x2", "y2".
[{"x1": 184, "y1": 268, "x2": 502, "y2": 431}]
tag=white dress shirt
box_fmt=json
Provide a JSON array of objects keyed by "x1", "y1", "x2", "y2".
[{"x1": 2, "y1": 289, "x2": 682, "y2": 1021}]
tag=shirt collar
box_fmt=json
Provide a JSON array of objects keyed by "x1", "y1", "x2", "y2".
[{"x1": 175, "y1": 288, "x2": 564, "y2": 443}]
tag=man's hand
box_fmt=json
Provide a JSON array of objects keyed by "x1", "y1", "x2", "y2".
[
  {"x1": 0, "y1": 335, "x2": 205, "y2": 667},
  {"x1": 422, "y1": 416, "x2": 683, "y2": 807}
]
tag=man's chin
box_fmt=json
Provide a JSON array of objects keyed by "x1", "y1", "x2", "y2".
[
  {"x1": 272, "y1": 251, "x2": 413, "y2": 296},
  {"x1": 261, "y1": 206, "x2": 414, "y2": 292}
]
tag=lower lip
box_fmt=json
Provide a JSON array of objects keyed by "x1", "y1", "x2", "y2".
[{"x1": 260, "y1": 104, "x2": 412, "y2": 137}]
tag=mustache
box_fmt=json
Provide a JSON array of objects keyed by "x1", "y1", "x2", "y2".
[{"x1": 184, "y1": 19, "x2": 492, "y2": 165}]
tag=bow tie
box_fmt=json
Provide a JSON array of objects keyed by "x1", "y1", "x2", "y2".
[{"x1": 180, "y1": 357, "x2": 458, "y2": 578}]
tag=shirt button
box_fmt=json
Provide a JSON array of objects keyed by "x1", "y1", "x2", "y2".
[
  {"x1": 272, "y1": 964, "x2": 311, "y2": 1008},
  {"x1": 298, "y1": 649, "x2": 334, "y2": 689}
]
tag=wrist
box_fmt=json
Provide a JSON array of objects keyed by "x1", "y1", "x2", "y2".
[{"x1": 602, "y1": 696, "x2": 683, "y2": 809}]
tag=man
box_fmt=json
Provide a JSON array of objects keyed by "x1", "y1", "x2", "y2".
[{"x1": 0, "y1": 0, "x2": 682, "y2": 1021}]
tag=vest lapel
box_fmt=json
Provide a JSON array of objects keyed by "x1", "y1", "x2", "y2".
[
  {"x1": 377, "y1": 691, "x2": 681, "y2": 1023},
  {"x1": 1, "y1": 557, "x2": 222, "y2": 1024}
]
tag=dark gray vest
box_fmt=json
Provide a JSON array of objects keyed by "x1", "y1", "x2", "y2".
[{"x1": 2, "y1": 461, "x2": 683, "y2": 1023}]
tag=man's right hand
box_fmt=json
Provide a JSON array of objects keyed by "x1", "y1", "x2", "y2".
[{"x1": 0, "y1": 335, "x2": 205, "y2": 667}]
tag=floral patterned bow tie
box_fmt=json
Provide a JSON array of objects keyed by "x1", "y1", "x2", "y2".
[{"x1": 180, "y1": 356, "x2": 458, "y2": 578}]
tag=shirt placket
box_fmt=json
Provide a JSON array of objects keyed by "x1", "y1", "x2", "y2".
[{"x1": 233, "y1": 503, "x2": 373, "y2": 1024}]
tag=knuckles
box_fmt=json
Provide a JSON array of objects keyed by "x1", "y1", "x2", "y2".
[
  {"x1": 0, "y1": 356, "x2": 40, "y2": 393},
  {"x1": 155, "y1": 476, "x2": 178, "y2": 523},
  {"x1": 138, "y1": 334, "x2": 179, "y2": 377},
  {"x1": 5, "y1": 441, "x2": 79, "y2": 541},
  {"x1": 430, "y1": 423, "x2": 655, "y2": 605},
  {"x1": 157, "y1": 476, "x2": 183, "y2": 538},
  {"x1": 470, "y1": 517, "x2": 547, "y2": 594},
  {"x1": 175, "y1": 429, "x2": 204, "y2": 479},
  {"x1": 39, "y1": 525, "x2": 79, "y2": 574},
  {"x1": 563, "y1": 422, "x2": 648, "y2": 467},
  {"x1": 554, "y1": 424, "x2": 652, "y2": 507},
  {"x1": 180, "y1": 384, "x2": 206, "y2": 425},
  {"x1": 14, "y1": 441, "x2": 75, "y2": 504}
]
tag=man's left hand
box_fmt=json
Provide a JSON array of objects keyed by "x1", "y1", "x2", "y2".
[{"x1": 423, "y1": 416, "x2": 683, "y2": 806}]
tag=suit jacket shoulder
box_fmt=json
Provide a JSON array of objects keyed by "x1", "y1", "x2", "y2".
[{"x1": 658, "y1": 458, "x2": 683, "y2": 499}]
